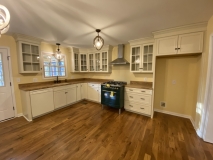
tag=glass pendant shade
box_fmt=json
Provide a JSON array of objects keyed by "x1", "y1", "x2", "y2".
[
  {"x1": 0, "y1": 5, "x2": 10, "y2": 36},
  {"x1": 54, "y1": 43, "x2": 64, "y2": 60},
  {"x1": 93, "y1": 29, "x2": 104, "y2": 50}
]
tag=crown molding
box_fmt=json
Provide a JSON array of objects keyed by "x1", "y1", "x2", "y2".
[
  {"x1": 153, "y1": 22, "x2": 208, "y2": 38},
  {"x1": 11, "y1": 33, "x2": 42, "y2": 44},
  {"x1": 129, "y1": 37, "x2": 154, "y2": 46}
]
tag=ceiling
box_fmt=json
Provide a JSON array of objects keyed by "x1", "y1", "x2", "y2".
[{"x1": 1, "y1": 0, "x2": 213, "y2": 48}]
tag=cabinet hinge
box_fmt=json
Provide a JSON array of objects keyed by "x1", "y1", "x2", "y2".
[
  {"x1": 7, "y1": 56, "x2": 10, "y2": 60},
  {"x1": 10, "y1": 82, "x2": 12, "y2": 86}
]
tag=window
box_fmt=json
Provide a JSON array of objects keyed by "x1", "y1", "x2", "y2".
[
  {"x1": 0, "y1": 53, "x2": 5, "y2": 86},
  {"x1": 42, "y1": 53, "x2": 66, "y2": 78}
]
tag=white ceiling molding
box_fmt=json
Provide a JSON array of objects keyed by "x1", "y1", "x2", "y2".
[
  {"x1": 153, "y1": 22, "x2": 208, "y2": 38},
  {"x1": 12, "y1": 33, "x2": 42, "y2": 44},
  {"x1": 129, "y1": 37, "x2": 155, "y2": 46}
]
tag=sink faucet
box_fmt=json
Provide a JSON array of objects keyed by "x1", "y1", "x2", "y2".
[{"x1": 54, "y1": 76, "x2": 61, "y2": 83}]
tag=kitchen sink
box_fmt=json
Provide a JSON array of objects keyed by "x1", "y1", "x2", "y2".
[{"x1": 50, "y1": 83, "x2": 69, "y2": 86}]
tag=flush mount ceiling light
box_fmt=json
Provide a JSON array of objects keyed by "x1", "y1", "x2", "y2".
[
  {"x1": 54, "y1": 43, "x2": 64, "y2": 60},
  {"x1": 0, "y1": 5, "x2": 10, "y2": 37},
  {"x1": 93, "y1": 29, "x2": 104, "y2": 50}
]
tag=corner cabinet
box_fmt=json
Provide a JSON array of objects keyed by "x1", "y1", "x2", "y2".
[
  {"x1": 70, "y1": 46, "x2": 112, "y2": 73},
  {"x1": 156, "y1": 32, "x2": 203, "y2": 56},
  {"x1": 13, "y1": 34, "x2": 42, "y2": 73},
  {"x1": 130, "y1": 43, "x2": 154, "y2": 73}
]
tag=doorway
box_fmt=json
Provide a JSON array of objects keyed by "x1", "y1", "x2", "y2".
[{"x1": 0, "y1": 48, "x2": 15, "y2": 121}]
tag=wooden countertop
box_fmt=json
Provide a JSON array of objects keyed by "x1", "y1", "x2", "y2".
[
  {"x1": 19, "y1": 78, "x2": 111, "y2": 91},
  {"x1": 125, "y1": 81, "x2": 153, "y2": 90}
]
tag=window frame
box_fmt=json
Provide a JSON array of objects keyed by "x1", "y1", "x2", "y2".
[{"x1": 41, "y1": 51, "x2": 68, "y2": 79}]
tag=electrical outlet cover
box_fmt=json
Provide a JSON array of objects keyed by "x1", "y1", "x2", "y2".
[{"x1": 160, "y1": 102, "x2": 166, "y2": 107}]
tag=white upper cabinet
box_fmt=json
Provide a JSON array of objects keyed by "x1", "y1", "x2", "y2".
[
  {"x1": 156, "y1": 32, "x2": 204, "y2": 56},
  {"x1": 13, "y1": 34, "x2": 42, "y2": 73},
  {"x1": 156, "y1": 36, "x2": 178, "y2": 55},
  {"x1": 80, "y1": 53, "x2": 88, "y2": 72},
  {"x1": 71, "y1": 45, "x2": 112, "y2": 73},
  {"x1": 129, "y1": 37, "x2": 155, "y2": 73},
  {"x1": 178, "y1": 32, "x2": 203, "y2": 54}
]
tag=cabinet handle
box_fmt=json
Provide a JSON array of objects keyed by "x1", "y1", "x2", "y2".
[
  {"x1": 129, "y1": 105, "x2": 133, "y2": 107},
  {"x1": 130, "y1": 96, "x2": 133, "y2": 98},
  {"x1": 175, "y1": 48, "x2": 180, "y2": 50},
  {"x1": 141, "y1": 98, "x2": 145, "y2": 100},
  {"x1": 129, "y1": 89, "x2": 133, "y2": 91},
  {"x1": 65, "y1": 92, "x2": 67, "y2": 94},
  {"x1": 141, "y1": 91, "x2": 145, "y2": 92},
  {"x1": 139, "y1": 68, "x2": 143, "y2": 69},
  {"x1": 140, "y1": 108, "x2": 144, "y2": 109}
]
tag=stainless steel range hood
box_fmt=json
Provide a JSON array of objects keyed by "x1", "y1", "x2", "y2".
[{"x1": 110, "y1": 44, "x2": 129, "y2": 65}]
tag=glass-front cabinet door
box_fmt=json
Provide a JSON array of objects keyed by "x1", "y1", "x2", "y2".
[
  {"x1": 95, "y1": 53, "x2": 101, "y2": 71},
  {"x1": 142, "y1": 44, "x2": 153, "y2": 72},
  {"x1": 130, "y1": 46, "x2": 141, "y2": 72},
  {"x1": 88, "y1": 53, "x2": 95, "y2": 72},
  {"x1": 80, "y1": 53, "x2": 88, "y2": 72},
  {"x1": 73, "y1": 53, "x2": 79, "y2": 72},
  {"x1": 101, "y1": 52, "x2": 108, "y2": 72}
]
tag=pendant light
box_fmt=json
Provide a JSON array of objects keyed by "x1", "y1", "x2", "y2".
[
  {"x1": 0, "y1": 5, "x2": 10, "y2": 36},
  {"x1": 93, "y1": 29, "x2": 104, "y2": 50},
  {"x1": 54, "y1": 43, "x2": 64, "y2": 60}
]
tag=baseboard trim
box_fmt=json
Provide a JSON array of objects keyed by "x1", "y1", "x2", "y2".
[
  {"x1": 154, "y1": 109, "x2": 195, "y2": 128},
  {"x1": 22, "y1": 115, "x2": 32, "y2": 122},
  {"x1": 17, "y1": 113, "x2": 23, "y2": 117}
]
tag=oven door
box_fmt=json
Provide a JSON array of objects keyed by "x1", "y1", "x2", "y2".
[{"x1": 101, "y1": 86, "x2": 122, "y2": 108}]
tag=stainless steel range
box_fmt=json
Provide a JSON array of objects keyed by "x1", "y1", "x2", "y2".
[{"x1": 101, "y1": 81, "x2": 127, "y2": 114}]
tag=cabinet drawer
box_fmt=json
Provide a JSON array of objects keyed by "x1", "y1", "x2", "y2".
[
  {"x1": 124, "y1": 101, "x2": 151, "y2": 115},
  {"x1": 53, "y1": 84, "x2": 76, "y2": 91},
  {"x1": 125, "y1": 92, "x2": 151, "y2": 105},
  {"x1": 125, "y1": 87, "x2": 152, "y2": 95},
  {"x1": 88, "y1": 83, "x2": 100, "y2": 88}
]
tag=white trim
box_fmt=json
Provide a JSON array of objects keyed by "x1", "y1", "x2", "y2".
[
  {"x1": 202, "y1": 33, "x2": 213, "y2": 140},
  {"x1": 0, "y1": 47, "x2": 18, "y2": 118},
  {"x1": 22, "y1": 115, "x2": 32, "y2": 122},
  {"x1": 154, "y1": 109, "x2": 195, "y2": 128},
  {"x1": 17, "y1": 113, "x2": 23, "y2": 117}
]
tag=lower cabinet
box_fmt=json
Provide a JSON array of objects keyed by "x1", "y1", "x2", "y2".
[
  {"x1": 76, "y1": 84, "x2": 81, "y2": 101},
  {"x1": 54, "y1": 85, "x2": 77, "y2": 109},
  {"x1": 81, "y1": 83, "x2": 88, "y2": 99},
  {"x1": 87, "y1": 83, "x2": 100, "y2": 102},
  {"x1": 124, "y1": 87, "x2": 153, "y2": 117}
]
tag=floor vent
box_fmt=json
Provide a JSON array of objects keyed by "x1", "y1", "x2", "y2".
[{"x1": 160, "y1": 102, "x2": 166, "y2": 107}]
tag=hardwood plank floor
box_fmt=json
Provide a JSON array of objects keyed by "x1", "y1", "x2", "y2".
[{"x1": 0, "y1": 100, "x2": 213, "y2": 160}]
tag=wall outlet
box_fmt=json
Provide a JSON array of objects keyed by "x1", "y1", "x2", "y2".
[
  {"x1": 172, "y1": 80, "x2": 176, "y2": 85},
  {"x1": 160, "y1": 101, "x2": 166, "y2": 107},
  {"x1": 17, "y1": 78, "x2": 20, "y2": 83},
  {"x1": 143, "y1": 77, "x2": 147, "y2": 81},
  {"x1": 33, "y1": 78, "x2": 38, "y2": 82}
]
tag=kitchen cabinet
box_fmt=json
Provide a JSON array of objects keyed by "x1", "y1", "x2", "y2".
[
  {"x1": 87, "y1": 83, "x2": 100, "y2": 102},
  {"x1": 124, "y1": 87, "x2": 153, "y2": 117},
  {"x1": 130, "y1": 44, "x2": 154, "y2": 73},
  {"x1": 88, "y1": 53, "x2": 95, "y2": 72},
  {"x1": 80, "y1": 53, "x2": 88, "y2": 72},
  {"x1": 54, "y1": 85, "x2": 77, "y2": 109},
  {"x1": 76, "y1": 83, "x2": 82, "y2": 101},
  {"x1": 94, "y1": 51, "x2": 109, "y2": 72},
  {"x1": 73, "y1": 53, "x2": 80, "y2": 72},
  {"x1": 81, "y1": 83, "x2": 88, "y2": 99},
  {"x1": 13, "y1": 34, "x2": 42, "y2": 74},
  {"x1": 156, "y1": 32, "x2": 203, "y2": 56}
]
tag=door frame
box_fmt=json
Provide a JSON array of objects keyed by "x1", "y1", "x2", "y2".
[
  {"x1": 0, "y1": 47, "x2": 17, "y2": 119},
  {"x1": 201, "y1": 33, "x2": 213, "y2": 143}
]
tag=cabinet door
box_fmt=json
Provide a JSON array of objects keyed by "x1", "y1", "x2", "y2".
[
  {"x1": 81, "y1": 83, "x2": 87, "y2": 99},
  {"x1": 101, "y1": 51, "x2": 108, "y2": 72},
  {"x1": 142, "y1": 44, "x2": 153, "y2": 72},
  {"x1": 76, "y1": 84, "x2": 81, "y2": 101},
  {"x1": 73, "y1": 53, "x2": 79, "y2": 72},
  {"x1": 66, "y1": 88, "x2": 77, "y2": 104},
  {"x1": 156, "y1": 36, "x2": 178, "y2": 55},
  {"x1": 178, "y1": 32, "x2": 203, "y2": 54},
  {"x1": 80, "y1": 53, "x2": 88, "y2": 72},
  {"x1": 88, "y1": 53, "x2": 95, "y2": 72},
  {"x1": 95, "y1": 52, "x2": 101, "y2": 72},
  {"x1": 87, "y1": 85, "x2": 99, "y2": 102},
  {"x1": 54, "y1": 90, "x2": 67, "y2": 109},
  {"x1": 130, "y1": 46, "x2": 141, "y2": 72}
]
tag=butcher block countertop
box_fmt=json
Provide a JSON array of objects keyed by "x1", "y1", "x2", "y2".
[
  {"x1": 19, "y1": 78, "x2": 112, "y2": 91},
  {"x1": 125, "y1": 81, "x2": 153, "y2": 90}
]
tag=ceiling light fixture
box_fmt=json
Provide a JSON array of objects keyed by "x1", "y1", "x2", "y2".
[
  {"x1": 93, "y1": 29, "x2": 104, "y2": 50},
  {"x1": 0, "y1": 5, "x2": 10, "y2": 36},
  {"x1": 54, "y1": 43, "x2": 64, "y2": 60}
]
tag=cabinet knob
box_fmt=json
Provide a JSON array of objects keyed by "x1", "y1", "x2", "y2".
[
  {"x1": 130, "y1": 96, "x2": 133, "y2": 98},
  {"x1": 129, "y1": 105, "x2": 133, "y2": 107},
  {"x1": 140, "y1": 108, "x2": 144, "y2": 109},
  {"x1": 141, "y1": 98, "x2": 145, "y2": 100}
]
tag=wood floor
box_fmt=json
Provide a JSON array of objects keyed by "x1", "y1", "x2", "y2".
[{"x1": 0, "y1": 101, "x2": 213, "y2": 160}]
